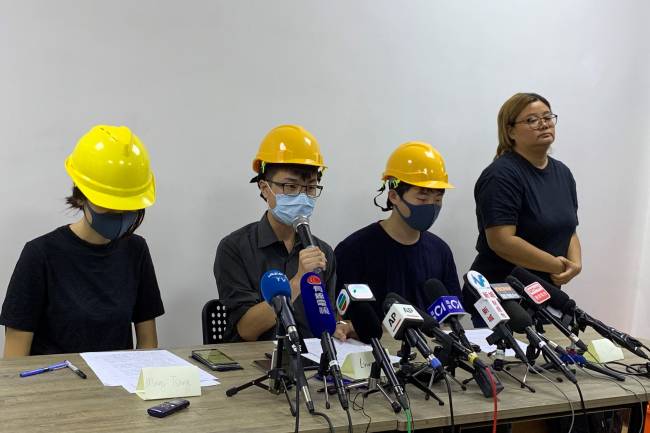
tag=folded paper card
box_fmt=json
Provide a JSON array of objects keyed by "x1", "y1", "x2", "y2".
[
  {"x1": 584, "y1": 338, "x2": 625, "y2": 363},
  {"x1": 340, "y1": 350, "x2": 376, "y2": 380},
  {"x1": 136, "y1": 365, "x2": 201, "y2": 400}
]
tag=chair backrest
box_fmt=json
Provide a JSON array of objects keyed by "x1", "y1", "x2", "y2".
[{"x1": 202, "y1": 299, "x2": 228, "y2": 344}]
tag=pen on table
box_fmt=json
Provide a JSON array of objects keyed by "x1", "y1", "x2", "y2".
[
  {"x1": 19, "y1": 361, "x2": 68, "y2": 377},
  {"x1": 65, "y1": 360, "x2": 87, "y2": 379}
]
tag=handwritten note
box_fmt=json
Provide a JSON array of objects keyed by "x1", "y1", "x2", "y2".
[{"x1": 136, "y1": 366, "x2": 201, "y2": 400}]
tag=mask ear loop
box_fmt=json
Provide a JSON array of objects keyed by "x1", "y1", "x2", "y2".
[{"x1": 373, "y1": 179, "x2": 400, "y2": 212}]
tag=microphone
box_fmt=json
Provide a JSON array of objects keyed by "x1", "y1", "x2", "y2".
[
  {"x1": 381, "y1": 296, "x2": 443, "y2": 371},
  {"x1": 464, "y1": 271, "x2": 530, "y2": 363},
  {"x1": 346, "y1": 301, "x2": 410, "y2": 410},
  {"x1": 261, "y1": 270, "x2": 301, "y2": 347},
  {"x1": 261, "y1": 270, "x2": 313, "y2": 412},
  {"x1": 384, "y1": 293, "x2": 503, "y2": 397},
  {"x1": 425, "y1": 279, "x2": 474, "y2": 351},
  {"x1": 300, "y1": 272, "x2": 349, "y2": 410},
  {"x1": 292, "y1": 215, "x2": 322, "y2": 274},
  {"x1": 336, "y1": 283, "x2": 376, "y2": 317},
  {"x1": 511, "y1": 267, "x2": 649, "y2": 360},
  {"x1": 506, "y1": 271, "x2": 588, "y2": 352},
  {"x1": 500, "y1": 300, "x2": 578, "y2": 383}
]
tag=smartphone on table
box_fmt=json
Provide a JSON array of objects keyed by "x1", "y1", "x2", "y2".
[{"x1": 191, "y1": 348, "x2": 243, "y2": 371}]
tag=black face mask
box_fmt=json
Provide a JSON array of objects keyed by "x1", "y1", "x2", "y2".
[
  {"x1": 395, "y1": 202, "x2": 442, "y2": 232},
  {"x1": 85, "y1": 205, "x2": 139, "y2": 240}
]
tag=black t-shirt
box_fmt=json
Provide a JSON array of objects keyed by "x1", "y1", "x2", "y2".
[
  {"x1": 0, "y1": 226, "x2": 165, "y2": 355},
  {"x1": 469, "y1": 151, "x2": 579, "y2": 286},
  {"x1": 335, "y1": 222, "x2": 461, "y2": 319},
  {"x1": 214, "y1": 213, "x2": 336, "y2": 342}
]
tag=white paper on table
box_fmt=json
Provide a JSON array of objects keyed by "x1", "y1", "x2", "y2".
[
  {"x1": 302, "y1": 338, "x2": 401, "y2": 365},
  {"x1": 80, "y1": 350, "x2": 219, "y2": 393},
  {"x1": 464, "y1": 329, "x2": 528, "y2": 358}
]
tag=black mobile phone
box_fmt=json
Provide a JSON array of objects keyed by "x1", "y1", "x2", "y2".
[
  {"x1": 191, "y1": 348, "x2": 243, "y2": 371},
  {"x1": 147, "y1": 399, "x2": 190, "y2": 418}
]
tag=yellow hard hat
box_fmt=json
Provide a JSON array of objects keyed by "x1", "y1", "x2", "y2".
[
  {"x1": 382, "y1": 141, "x2": 454, "y2": 189},
  {"x1": 252, "y1": 124, "x2": 326, "y2": 173},
  {"x1": 64, "y1": 125, "x2": 156, "y2": 210}
]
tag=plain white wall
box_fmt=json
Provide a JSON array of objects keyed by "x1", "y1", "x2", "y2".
[{"x1": 1, "y1": 1, "x2": 649, "y2": 351}]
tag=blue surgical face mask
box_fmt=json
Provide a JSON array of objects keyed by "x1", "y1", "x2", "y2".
[
  {"x1": 85, "y1": 205, "x2": 139, "y2": 241},
  {"x1": 270, "y1": 193, "x2": 316, "y2": 226},
  {"x1": 395, "y1": 201, "x2": 442, "y2": 232}
]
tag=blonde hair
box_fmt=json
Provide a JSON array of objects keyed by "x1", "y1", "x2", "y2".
[{"x1": 495, "y1": 93, "x2": 551, "y2": 160}]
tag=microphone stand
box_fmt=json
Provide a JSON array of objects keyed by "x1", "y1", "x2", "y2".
[
  {"x1": 341, "y1": 362, "x2": 402, "y2": 413},
  {"x1": 226, "y1": 322, "x2": 303, "y2": 416},
  {"x1": 396, "y1": 340, "x2": 445, "y2": 406},
  {"x1": 485, "y1": 332, "x2": 536, "y2": 393},
  {"x1": 431, "y1": 334, "x2": 471, "y2": 391}
]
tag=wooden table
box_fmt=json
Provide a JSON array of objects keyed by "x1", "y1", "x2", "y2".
[{"x1": 1, "y1": 329, "x2": 647, "y2": 432}]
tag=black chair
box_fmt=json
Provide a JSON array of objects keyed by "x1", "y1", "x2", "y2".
[{"x1": 202, "y1": 299, "x2": 229, "y2": 344}]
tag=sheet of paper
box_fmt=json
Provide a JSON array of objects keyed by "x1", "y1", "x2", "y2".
[
  {"x1": 302, "y1": 338, "x2": 400, "y2": 365},
  {"x1": 464, "y1": 328, "x2": 528, "y2": 358},
  {"x1": 80, "y1": 350, "x2": 219, "y2": 393}
]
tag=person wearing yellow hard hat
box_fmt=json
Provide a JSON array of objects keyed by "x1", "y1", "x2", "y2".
[
  {"x1": 1, "y1": 125, "x2": 164, "y2": 357},
  {"x1": 334, "y1": 141, "x2": 461, "y2": 319},
  {"x1": 465, "y1": 93, "x2": 580, "y2": 327},
  {"x1": 214, "y1": 125, "x2": 350, "y2": 342}
]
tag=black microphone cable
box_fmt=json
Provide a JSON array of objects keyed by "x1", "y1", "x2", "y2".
[
  {"x1": 574, "y1": 381, "x2": 589, "y2": 433},
  {"x1": 310, "y1": 409, "x2": 335, "y2": 433},
  {"x1": 294, "y1": 373, "x2": 300, "y2": 433},
  {"x1": 534, "y1": 364, "x2": 576, "y2": 433},
  {"x1": 351, "y1": 391, "x2": 373, "y2": 433},
  {"x1": 579, "y1": 364, "x2": 647, "y2": 427},
  {"x1": 441, "y1": 373, "x2": 455, "y2": 431},
  {"x1": 580, "y1": 361, "x2": 648, "y2": 433},
  {"x1": 344, "y1": 407, "x2": 353, "y2": 433}
]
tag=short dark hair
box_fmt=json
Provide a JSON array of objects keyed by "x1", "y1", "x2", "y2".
[
  {"x1": 65, "y1": 185, "x2": 145, "y2": 237},
  {"x1": 373, "y1": 178, "x2": 413, "y2": 212},
  {"x1": 259, "y1": 163, "x2": 322, "y2": 183},
  {"x1": 252, "y1": 163, "x2": 323, "y2": 201}
]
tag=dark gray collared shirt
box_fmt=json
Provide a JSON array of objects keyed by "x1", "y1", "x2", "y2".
[{"x1": 214, "y1": 213, "x2": 336, "y2": 341}]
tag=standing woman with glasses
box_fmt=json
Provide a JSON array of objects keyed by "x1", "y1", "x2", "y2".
[
  {"x1": 1, "y1": 126, "x2": 165, "y2": 357},
  {"x1": 464, "y1": 93, "x2": 580, "y2": 325}
]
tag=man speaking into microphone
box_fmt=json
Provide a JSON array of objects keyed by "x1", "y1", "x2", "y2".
[
  {"x1": 335, "y1": 141, "x2": 461, "y2": 319},
  {"x1": 213, "y1": 125, "x2": 347, "y2": 342}
]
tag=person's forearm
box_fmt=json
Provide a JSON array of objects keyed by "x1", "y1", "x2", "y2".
[
  {"x1": 491, "y1": 235, "x2": 564, "y2": 274},
  {"x1": 237, "y1": 302, "x2": 277, "y2": 341},
  {"x1": 289, "y1": 275, "x2": 302, "y2": 302},
  {"x1": 135, "y1": 319, "x2": 158, "y2": 349},
  {"x1": 566, "y1": 233, "x2": 582, "y2": 267},
  {"x1": 3, "y1": 327, "x2": 33, "y2": 359}
]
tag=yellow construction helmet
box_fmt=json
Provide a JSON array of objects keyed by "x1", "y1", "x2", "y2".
[
  {"x1": 252, "y1": 124, "x2": 326, "y2": 173},
  {"x1": 382, "y1": 141, "x2": 454, "y2": 189},
  {"x1": 64, "y1": 125, "x2": 156, "y2": 210}
]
